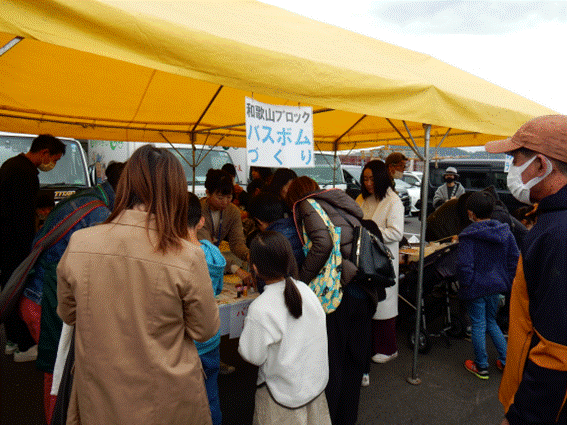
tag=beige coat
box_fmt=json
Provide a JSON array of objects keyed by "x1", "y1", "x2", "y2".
[{"x1": 57, "y1": 209, "x2": 219, "y2": 425}]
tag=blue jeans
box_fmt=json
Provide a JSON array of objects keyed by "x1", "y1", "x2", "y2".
[
  {"x1": 200, "y1": 346, "x2": 222, "y2": 425},
  {"x1": 467, "y1": 294, "x2": 507, "y2": 369}
]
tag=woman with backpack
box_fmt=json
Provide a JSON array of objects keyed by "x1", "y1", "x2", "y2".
[{"x1": 286, "y1": 176, "x2": 374, "y2": 425}]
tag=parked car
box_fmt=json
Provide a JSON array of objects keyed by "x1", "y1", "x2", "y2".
[
  {"x1": 395, "y1": 178, "x2": 420, "y2": 216},
  {"x1": 1, "y1": 132, "x2": 91, "y2": 203},
  {"x1": 420, "y1": 159, "x2": 524, "y2": 216},
  {"x1": 397, "y1": 185, "x2": 412, "y2": 217},
  {"x1": 402, "y1": 171, "x2": 422, "y2": 188},
  {"x1": 291, "y1": 153, "x2": 347, "y2": 191},
  {"x1": 89, "y1": 140, "x2": 238, "y2": 198},
  {"x1": 342, "y1": 165, "x2": 411, "y2": 216},
  {"x1": 341, "y1": 165, "x2": 363, "y2": 199}
]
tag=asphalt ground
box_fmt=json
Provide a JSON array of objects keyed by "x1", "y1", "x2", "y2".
[
  {"x1": 1, "y1": 218, "x2": 507, "y2": 425},
  {"x1": 1, "y1": 314, "x2": 506, "y2": 425}
]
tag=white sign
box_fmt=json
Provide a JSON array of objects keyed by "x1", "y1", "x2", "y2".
[{"x1": 245, "y1": 97, "x2": 314, "y2": 168}]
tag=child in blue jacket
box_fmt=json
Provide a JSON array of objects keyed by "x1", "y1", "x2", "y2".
[
  {"x1": 187, "y1": 192, "x2": 226, "y2": 425},
  {"x1": 457, "y1": 191, "x2": 519, "y2": 380}
]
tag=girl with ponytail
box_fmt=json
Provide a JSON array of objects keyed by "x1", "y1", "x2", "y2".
[{"x1": 238, "y1": 231, "x2": 331, "y2": 425}]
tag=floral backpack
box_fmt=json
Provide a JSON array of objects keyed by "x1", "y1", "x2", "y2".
[{"x1": 301, "y1": 198, "x2": 343, "y2": 313}]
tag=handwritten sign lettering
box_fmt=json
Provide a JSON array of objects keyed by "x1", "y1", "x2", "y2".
[{"x1": 245, "y1": 97, "x2": 314, "y2": 168}]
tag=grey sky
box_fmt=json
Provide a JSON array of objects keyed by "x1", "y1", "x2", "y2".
[
  {"x1": 264, "y1": 0, "x2": 567, "y2": 114},
  {"x1": 372, "y1": 2, "x2": 567, "y2": 35}
]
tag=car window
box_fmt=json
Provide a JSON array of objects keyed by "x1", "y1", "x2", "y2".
[
  {"x1": 0, "y1": 137, "x2": 89, "y2": 187},
  {"x1": 402, "y1": 175, "x2": 419, "y2": 186},
  {"x1": 169, "y1": 148, "x2": 237, "y2": 184},
  {"x1": 394, "y1": 179, "x2": 412, "y2": 189},
  {"x1": 494, "y1": 171, "x2": 508, "y2": 191},
  {"x1": 291, "y1": 154, "x2": 345, "y2": 185},
  {"x1": 458, "y1": 171, "x2": 491, "y2": 190}
]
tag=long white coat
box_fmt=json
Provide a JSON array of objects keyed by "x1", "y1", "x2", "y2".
[{"x1": 356, "y1": 188, "x2": 404, "y2": 319}]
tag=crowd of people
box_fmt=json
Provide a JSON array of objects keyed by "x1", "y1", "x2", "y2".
[{"x1": 1, "y1": 113, "x2": 567, "y2": 425}]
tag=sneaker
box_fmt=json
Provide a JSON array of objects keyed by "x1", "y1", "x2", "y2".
[
  {"x1": 464, "y1": 359, "x2": 489, "y2": 380},
  {"x1": 371, "y1": 351, "x2": 398, "y2": 364},
  {"x1": 5, "y1": 341, "x2": 18, "y2": 355},
  {"x1": 496, "y1": 359, "x2": 505, "y2": 371},
  {"x1": 361, "y1": 373, "x2": 370, "y2": 387},
  {"x1": 13, "y1": 345, "x2": 38, "y2": 362},
  {"x1": 219, "y1": 361, "x2": 236, "y2": 375}
]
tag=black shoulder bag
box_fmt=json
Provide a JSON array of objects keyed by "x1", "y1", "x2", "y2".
[{"x1": 337, "y1": 210, "x2": 396, "y2": 293}]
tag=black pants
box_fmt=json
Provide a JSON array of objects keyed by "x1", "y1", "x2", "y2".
[
  {"x1": 1, "y1": 261, "x2": 36, "y2": 353},
  {"x1": 325, "y1": 288, "x2": 373, "y2": 425}
]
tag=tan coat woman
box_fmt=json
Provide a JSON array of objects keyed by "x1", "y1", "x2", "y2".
[{"x1": 57, "y1": 146, "x2": 219, "y2": 425}]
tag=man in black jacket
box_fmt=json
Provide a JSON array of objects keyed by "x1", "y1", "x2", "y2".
[{"x1": 0, "y1": 134, "x2": 65, "y2": 360}]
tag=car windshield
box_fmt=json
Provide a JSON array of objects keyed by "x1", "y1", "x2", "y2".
[
  {"x1": 0, "y1": 136, "x2": 89, "y2": 187},
  {"x1": 291, "y1": 154, "x2": 345, "y2": 185},
  {"x1": 167, "y1": 148, "x2": 238, "y2": 185},
  {"x1": 394, "y1": 179, "x2": 412, "y2": 189}
]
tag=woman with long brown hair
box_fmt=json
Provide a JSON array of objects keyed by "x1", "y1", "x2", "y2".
[
  {"x1": 286, "y1": 176, "x2": 373, "y2": 425},
  {"x1": 57, "y1": 145, "x2": 219, "y2": 425}
]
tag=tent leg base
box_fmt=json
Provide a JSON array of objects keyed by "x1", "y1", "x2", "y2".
[{"x1": 406, "y1": 376, "x2": 422, "y2": 385}]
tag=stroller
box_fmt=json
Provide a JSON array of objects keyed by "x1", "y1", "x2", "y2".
[{"x1": 398, "y1": 238, "x2": 465, "y2": 353}]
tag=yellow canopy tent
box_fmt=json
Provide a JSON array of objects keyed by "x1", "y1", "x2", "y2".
[
  {"x1": 0, "y1": 0, "x2": 556, "y2": 152},
  {"x1": 0, "y1": 0, "x2": 557, "y2": 383}
]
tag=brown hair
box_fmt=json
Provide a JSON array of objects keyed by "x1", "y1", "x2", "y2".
[
  {"x1": 105, "y1": 145, "x2": 189, "y2": 254},
  {"x1": 285, "y1": 176, "x2": 320, "y2": 209}
]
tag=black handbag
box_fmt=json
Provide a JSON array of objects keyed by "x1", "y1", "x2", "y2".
[
  {"x1": 351, "y1": 219, "x2": 397, "y2": 289},
  {"x1": 334, "y1": 210, "x2": 396, "y2": 297}
]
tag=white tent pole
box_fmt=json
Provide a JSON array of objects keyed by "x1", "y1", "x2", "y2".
[{"x1": 407, "y1": 123, "x2": 431, "y2": 385}]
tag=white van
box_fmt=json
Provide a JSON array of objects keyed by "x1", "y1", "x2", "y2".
[
  {"x1": 226, "y1": 148, "x2": 346, "y2": 190},
  {"x1": 290, "y1": 153, "x2": 346, "y2": 191},
  {"x1": 0, "y1": 132, "x2": 91, "y2": 202},
  {"x1": 88, "y1": 140, "x2": 238, "y2": 198}
]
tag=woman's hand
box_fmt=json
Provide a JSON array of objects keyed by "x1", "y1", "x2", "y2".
[{"x1": 236, "y1": 267, "x2": 255, "y2": 289}]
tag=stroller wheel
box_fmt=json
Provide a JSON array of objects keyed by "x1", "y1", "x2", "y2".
[
  {"x1": 446, "y1": 314, "x2": 465, "y2": 338},
  {"x1": 407, "y1": 327, "x2": 431, "y2": 354}
]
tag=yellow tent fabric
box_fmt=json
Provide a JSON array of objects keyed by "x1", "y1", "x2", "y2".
[{"x1": 0, "y1": 0, "x2": 557, "y2": 150}]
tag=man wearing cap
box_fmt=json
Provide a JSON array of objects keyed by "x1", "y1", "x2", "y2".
[
  {"x1": 432, "y1": 167, "x2": 465, "y2": 209},
  {"x1": 486, "y1": 115, "x2": 567, "y2": 425},
  {"x1": 385, "y1": 152, "x2": 408, "y2": 182}
]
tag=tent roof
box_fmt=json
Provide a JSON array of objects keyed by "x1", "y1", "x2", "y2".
[{"x1": 0, "y1": 0, "x2": 557, "y2": 150}]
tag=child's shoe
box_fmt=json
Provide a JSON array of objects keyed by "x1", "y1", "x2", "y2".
[
  {"x1": 464, "y1": 359, "x2": 489, "y2": 380},
  {"x1": 496, "y1": 359, "x2": 505, "y2": 371}
]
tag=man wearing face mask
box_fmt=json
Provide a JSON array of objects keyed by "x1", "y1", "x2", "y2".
[
  {"x1": 485, "y1": 115, "x2": 567, "y2": 425},
  {"x1": 0, "y1": 134, "x2": 65, "y2": 360},
  {"x1": 385, "y1": 152, "x2": 408, "y2": 184},
  {"x1": 432, "y1": 167, "x2": 465, "y2": 210}
]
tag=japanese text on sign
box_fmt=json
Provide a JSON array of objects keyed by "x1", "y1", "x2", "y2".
[{"x1": 245, "y1": 97, "x2": 314, "y2": 168}]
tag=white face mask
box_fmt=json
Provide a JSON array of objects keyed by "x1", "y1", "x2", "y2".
[
  {"x1": 393, "y1": 170, "x2": 403, "y2": 180},
  {"x1": 507, "y1": 155, "x2": 552, "y2": 205}
]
